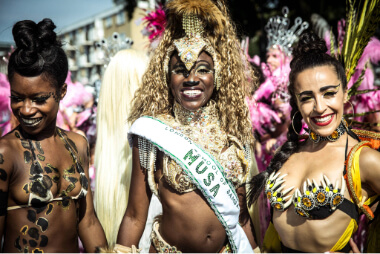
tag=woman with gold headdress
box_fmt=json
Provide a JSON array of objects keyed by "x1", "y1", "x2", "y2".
[{"x1": 115, "y1": 0, "x2": 259, "y2": 253}]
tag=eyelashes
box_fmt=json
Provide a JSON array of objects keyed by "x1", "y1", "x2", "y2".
[
  {"x1": 298, "y1": 91, "x2": 338, "y2": 103},
  {"x1": 299, "y1": 96, "x2": 312, "y2": 102},
  {"x1": 32, "y1": 96, "x2": 51, "y2": 103},
  {"x1": 9, "y1": 94, "x2": 52, "y2": 104},
  {"x1": 323, "y1": 91, "x2": 338, "y2": 97},
  {"x1": 9, "y1": 95, "x2": 23, "y2": 102}
]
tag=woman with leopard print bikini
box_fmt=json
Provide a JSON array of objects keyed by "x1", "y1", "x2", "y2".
[{"x1": 0, "y1": 18, "x2": 106, "y2": 252}]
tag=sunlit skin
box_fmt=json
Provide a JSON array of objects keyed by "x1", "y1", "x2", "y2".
[
  {"x1": 266, "y1": 47, "x2": 285, "y2": 72},
  {"x1": 269, "y1": 65, "x2": 380, "y2": 252},
  {"x1": 169, "y1": 51, "x2": 214, "y2": 111},
  {"x1": 295, "y1": 66, "x2": 348, "y2": 137}
]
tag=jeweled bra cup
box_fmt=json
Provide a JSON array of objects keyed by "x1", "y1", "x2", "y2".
[
  {"x1": 292, "y1": 175, "x2": 345, "y2": 218},
  {"x1": 265, "y1": 172, "x2": 346, "y2": 219}
]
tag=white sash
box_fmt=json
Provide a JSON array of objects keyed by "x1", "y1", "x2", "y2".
[{"x1": 128, "y1": 116, "x2": 253, "y2": 253}]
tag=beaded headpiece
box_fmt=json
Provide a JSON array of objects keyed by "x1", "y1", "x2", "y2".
[
  {"x1": 163, "y1": 14, "x2": 221, "y2": 90},
  {"x1": 95, "y1": 32, "x2": 134, "y2": 67},
  {"x1": 265, "y1": 6, "x2": 309, "y2": 56}
]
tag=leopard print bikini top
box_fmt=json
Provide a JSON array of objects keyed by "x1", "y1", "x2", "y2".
[{"x1": 7, "y1": 128, "x2": 88, "y2": 211}]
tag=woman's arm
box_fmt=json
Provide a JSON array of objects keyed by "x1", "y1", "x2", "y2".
[
  {"x1": 117, "y1": 137, "x2": 152, "y2": 247},
  {"x1": 77, "y1": 135, "x2": 107, "y2": 252},
  {"x1": 0, "y1": 142, "x2": 13, "y2": 250},
  {"x1": 237, "y1": 186, "x2": 257, "y2": 249},
  {"x1": 359, "y1": 147, "x2": 380, "y2": 196}
]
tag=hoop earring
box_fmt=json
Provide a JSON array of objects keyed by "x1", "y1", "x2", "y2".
[
  {"x1": 344, "y1": 100, "x2": 355, "y2": 126},
  {"x1": 291, "y1": 111, "x2": 301, "y2": 136}
]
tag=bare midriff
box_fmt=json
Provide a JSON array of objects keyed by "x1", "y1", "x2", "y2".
[
  {"x1": 273, "y1": 207, "x2": 352, "y2": 252},
  {"x1": 157, "y1": 178, "x2": 227, "y2": 253},
  {"x1": 3, "y1": 201, "x2": 81, "y2": 253}
]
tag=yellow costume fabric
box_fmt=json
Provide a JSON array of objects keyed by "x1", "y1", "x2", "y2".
[{"x1": 348, "y1": 129, "x2": 380, "y2": 252}]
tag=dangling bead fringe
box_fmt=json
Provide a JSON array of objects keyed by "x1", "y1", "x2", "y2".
[{"x1": 138, "y1": 137, "x2": 157, "y2": 171}]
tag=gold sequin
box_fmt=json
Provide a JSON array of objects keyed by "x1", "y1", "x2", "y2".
[
  {"x1": 158, "y1": 101, "x2": 248, "y2": 192},
  {"x1": 302, "y1": 197, "x2": 312, "y2": 207},
  {"x1": 317, "y1": 192, "x2": 326, "y2": 203},
  {"x1": 333, "y1": 195, "x2": 342, "y2": 206},
  {"x1": 331, "y1": 131, "x2": 339, "y2": 139}
]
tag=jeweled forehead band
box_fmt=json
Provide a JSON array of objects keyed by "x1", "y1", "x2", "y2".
[{"x1": 163, "y1": 14, "x2": 221, "y2": 90}]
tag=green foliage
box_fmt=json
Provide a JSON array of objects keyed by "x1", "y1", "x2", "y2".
[{"x1": 341, "y1": 0, "x2": 380, "y2": 83}]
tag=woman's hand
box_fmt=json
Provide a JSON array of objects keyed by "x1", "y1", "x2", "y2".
[{"x1": 349, "y1": 238, "x2": 360, "y2": 253}]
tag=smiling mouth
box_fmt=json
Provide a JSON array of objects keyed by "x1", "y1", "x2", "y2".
[
  {"x1": 21, "y1": 117, "x2": 42, "y2": 127},
  {"x1": 311, "y1": 114, "x2": 334, "y2": 126},
  {"x1": 181, "y1": 89, "x2": 203, "y2": 98}
]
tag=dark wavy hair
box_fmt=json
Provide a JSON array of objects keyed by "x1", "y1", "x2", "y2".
[
  {"x1": 8, "y1": 18, "x2": 68, "y2": 91},
  {"x1": 248, "y1": 32, "x2": 347, "y2": 205}
]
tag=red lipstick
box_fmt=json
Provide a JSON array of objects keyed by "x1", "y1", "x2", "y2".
[{"x1": 311, "y1": 114, "x2": 334, "y2": 126}]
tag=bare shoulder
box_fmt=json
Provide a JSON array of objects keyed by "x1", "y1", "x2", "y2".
[
  {"x1": 357, "y1": 145, "x2": 380, "y2": 195},
  {"x1": 0, "y1": 129, "x2": 22, "y2": 157},
  {"x1": 58, "y1": 129, "x2": 89, "y2": 157},
  {"x1": 0, "y1": 129, "x2": 23, "y2": 175},
  {"x1": 359, "y1": 146, "x2": 380, "y2": 170}
]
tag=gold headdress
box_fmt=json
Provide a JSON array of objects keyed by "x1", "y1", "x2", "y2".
[
  {"x1": 163, "y1": 1, "x2": 222, "y2": 89},
  {"x1": 129, "y1": 0, "x2": 254, "y2": 147}
]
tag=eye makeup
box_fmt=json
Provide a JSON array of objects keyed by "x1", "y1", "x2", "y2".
[
  {"x1": 296, "y1": 84, "x2": 341, "y2": 103},
  {"x1": 9, "y1": 93, "x2": 56, "y2": 104}
]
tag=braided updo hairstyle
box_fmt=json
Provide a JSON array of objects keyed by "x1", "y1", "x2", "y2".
[
  {"x1": 8, "y1": 18, "x2": 68, "y2": 91},
  {"x1": 248, "y1": 32, "x2": 347, "y2": 205}
]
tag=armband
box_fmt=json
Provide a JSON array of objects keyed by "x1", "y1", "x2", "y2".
[
  {"x1": 114, "y1": 244, "x2": 141, "y2": 253},
  {"x1": 100, "y1": 244, "x2": 141, "y2": 253}
]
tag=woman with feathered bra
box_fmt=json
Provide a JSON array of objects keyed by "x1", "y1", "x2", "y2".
[
  {"x1": 114, "y1": 0, "x2": 260, "y2": 253},
  {"x1": 249, "y1": 31, "x2": 380, "y2": 253}
]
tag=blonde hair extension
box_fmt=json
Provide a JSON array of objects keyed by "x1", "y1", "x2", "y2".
[{"x1": 94, "y1": 49, "x2": 149, "y2": 247}]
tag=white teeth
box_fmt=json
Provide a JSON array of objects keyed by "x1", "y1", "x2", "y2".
[
  {"x1": 21, "y1": 118, "x2": 42, "y2": 126},
  {"x1": 314, "y1": 115, "x2": 332, "y2": 123},
  {"x1": 183, "y1": 90, "x2": 202, "y2": 96}
]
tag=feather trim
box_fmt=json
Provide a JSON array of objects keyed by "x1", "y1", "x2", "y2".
[{"x1": 341, "y1": 0, "x2": 380, "y2": 83}]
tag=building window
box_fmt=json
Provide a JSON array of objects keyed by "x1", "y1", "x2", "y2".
[
  {"x1": 105, "y1": 16, "x2": 113, "y2": 28},
  {"x1": 70, "y1": 31, "x2": 76, "y2": 45},
  {"x1": 137, "y1": 0, "x2": 149, "y2": 9},
  {"x1": 116, "y1": 11, "x2": 125, "y2": 26}
]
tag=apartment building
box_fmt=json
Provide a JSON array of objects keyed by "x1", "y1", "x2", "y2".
[{"x1": 59, "y1": 0, "x2": 154, "y2": 85}]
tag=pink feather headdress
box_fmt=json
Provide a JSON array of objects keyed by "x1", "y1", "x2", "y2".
[{"x1": 140, "y1": 4, "x2": 166, "y2": 49}]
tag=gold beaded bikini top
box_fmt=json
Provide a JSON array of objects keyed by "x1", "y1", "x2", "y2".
[
  {"x1": 156, "y1": 101, "x2": 250, "y2": 193},
  {"x1": 265, "y1": 171, "x2": 358, "y2": 220}
]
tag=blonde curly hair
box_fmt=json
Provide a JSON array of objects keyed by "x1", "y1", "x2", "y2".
[{"x1": 129, "y1": 0, "x2": 257, "y2": 145}]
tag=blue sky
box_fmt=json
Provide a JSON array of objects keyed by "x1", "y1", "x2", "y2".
[{"x1": 0, "y1": 0, "x2": 114, "y2": 43}]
